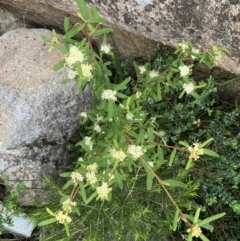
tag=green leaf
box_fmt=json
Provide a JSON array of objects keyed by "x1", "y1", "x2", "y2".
[
  {"x1": 162, "y1": 179, "x2": 187, "y2": 189},
  {"x1": 179, "y1": 141, "x2": 189, "y2": 148},
  {"x1": 76, "y1": 0, "x2": 90, "y2": 20},
  {"x1": 79, "y1": 181, "x2": 87, "y2": 203},
  {"x1": 136, "y1": 129, "x2": 145, "y2": 145},
  {"x1": 62, "y1": 180, "x2": 73, "y2": 190},
  {"x1": 53, "y1": 60, "x2": 65, "y2": 71},
  {"x1": 86, "y1": 191, "x2": 98, "y2": 204},
  {"x1": 202, "y1": 148, "x2": 219, "y2": 157},
  {"x1": 64, "y1": 17, "x2": 70, "y2": 32},
  {"x1": 146, "y1": 172, "x2": 154, "y2": 190},
  {"x1": 38, "y1": 218, "x2": 56, "y2": 226},
  {"x1": 186, "y1": 158, "x2": 193, "y2": 170},
  {"x1": 90, "y1": 27, "x2": 113, "y2": 36},
  {"x1": 199, "y1": 233, "x2": 210, "y2": 241},
  {"x1": 198, "y1": 212, "x2": 226, "y2": 227},
  {"x1": 184, "y1": 214, "x2": 214, "y2": 232},
  {"x1": 87, "y1": 23, "x2": 95, "y2": 32},
  {"x1": 187, "y1": 233, "x2": 192, "y2": 241},
  {"x1": 41, "y1": 34, "x2": 51, "y2": 42},
  {"x1": 65, "y1": 24, "x2": 86, "y2": 39},
  {"x1": 59, "y1": 172, "x2": 71, "y2": 177},
  {"x1": 147, "y1": 127, "x2": 154, "y2": 141},
  {"x1": 156, "y1": 82, "x2": 162, "y2": 101},
  {"x1": 193, "y1": 208, "x2": 201, "y2": 224},
  {"x1": 199, "y1": 138, "x2": 214, "y2": 148},
  {"x1": 46, "y1": 207, "x2": 56, "y2": 217},
  {"x1": 173, "y1": 208, "x2": 180, "y2": 231},
  {"x1": 51, "y1": 42, "x2": 68, "y2": 54},
  {"x1": 91, "y1": 5, "x2": 101, "y2": 19},
  {"x1": 115, "y1": 77, "x2": 131, "y2": 90},
  {"x1": 169, "y1": 149, "x2": 177, "y2": 166},
  {"x1": 64, "y1": 221, "x2": 70, "y2": 237}
]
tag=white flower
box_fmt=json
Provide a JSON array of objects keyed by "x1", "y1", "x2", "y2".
[
  {"x1": 84, "y1": 136, "x2": 93, "y2": 150},
  {"x1": 78, "y1": 157, "x2": 84, "y2": 162},
  {"x1": 127, "y1": 145, "x2": 145, "y2": 159},
  {"x1": 67, "y1": 69, "x2": 78, "y2": 79},
  {"x1": 101, "y1": 89, "x2": 117, "y2": 101},
  {"x1": 70, "y1": 171, "x2": 84, "y2": 185},
  {"x1": 139, "y1": 65, "x2": 146, "y2": 74},
  {"x1": 80, "y1": 112, "x2": 87, "y2": 117},
  {"x1": 126, "y1": 113, "x2": 134, "y2": 120},
  {"x1": 149, "y1": 70, "x2": 158, "y2": 78},
  {"x1": 86, "y1": 163, "x2": 98, "y2": 173},
  {"x1": 86, "y1": 172, "x2": 97, "y2": 184},
  {"x1": 81, "y1": 63, "x2": 93, "y2": 81},
  {"x1": 96, "y1": 182, "x2": 112, "y2": 201},
  {"x1": 109, "y1": 148, "x2": 127, "y2": 162},
  {"x1": 136, "y1": 91, "x2": 142, "y2": 99},
  {"x1": 178, "y1": 42, "x2": 189, "y2": 52},
  {"x1": 65, "y1": 45, "x2": 85, "y2": 66},
  {"x1": 94, "y1": 123, "x2": 101, "y2": 133},
  {"x1": 183, "y1": 82, "x2": 195, "y2": 94},
  {"x1": 100, "y1": 44, "x2": 111, "y2": 54},
  {"x1": 179, "y1": 65, "x2": 191, "y2": 77},
  {"x1": 191, "y1": 48, "x2": 200, "y2": 60},
  {"x1": 148, "y1": 161, "x2": 154, "y2": 167}
]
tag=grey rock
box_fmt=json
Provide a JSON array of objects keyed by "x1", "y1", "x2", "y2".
[
  {"x1": 0, "y1": 28, "x2": 91, "y2": 204},
  {"x1": 0, "y1": 0, "x2": 239, "y2": 75}
]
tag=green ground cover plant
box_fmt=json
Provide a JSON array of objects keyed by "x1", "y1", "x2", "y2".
[{"x1": 15, "y1": 0, "x2": 240, "y2": 240}]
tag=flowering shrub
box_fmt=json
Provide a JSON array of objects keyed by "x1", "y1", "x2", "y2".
[{"x1": 37, "y1": 0, "x2": 232, "y2": 240}]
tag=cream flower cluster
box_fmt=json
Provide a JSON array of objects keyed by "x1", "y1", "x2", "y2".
[
  {"x1": 183, "y1": 82, "x2": 195, "y2": 94},
  {"x1": 127, "y1": 145, "x2": 145, "y2": 159},
  {"x1": 101, "y1": 89, "x2": 117, "y2": 101},
  {"x1": 70, "y1": 171, "x2": 84, "y2": 185},
  {"x1": 84, "y1": 136, "x2": 93, "y2": 150},
  {"x1": 149, "y1": 70, "x2": 158, "y2": 78},
  {"x1": 109, "y1": 148, "x2": 127, "y2": 162},
  {"x1": 65, "y1": 45, "x2": 94, "y2": 81},
  {"x1": 191, "y1": 225, "x2": 202, "y2": 238},
  {"x1": 86, "y1": 163, "x2": 98, "y2": 185},
  {"x1": 96, "y1": 182, "x2": 112, "y2": 201},
  {"x1": 56, "y1": 210, "x2": 72, "y2": 224},
  {"x1": 62, "y1": 198, "x2": 77, "y2": 213},
  {"x1": 65, "y1": 45, "x2": 85, "y2": 66},
  {"x1": 188, "y1": 143, "x2": 204, "y2": 161},
  {"x1": 179, "y1": 65, "x2": 191, "y2": 77},
  {"x1": 100, "y1": 44, "x2": 111, "y2": 54}
]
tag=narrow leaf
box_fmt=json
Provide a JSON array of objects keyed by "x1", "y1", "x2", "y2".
[
  {"x1": 79, "y1": 181, "x2": 87, "y2": 204},
  {"x1": 38, "y1": 218, "x2": 56, "y2": 226},
  {"x1": 41, "y1": 34, "x2": 51, "y2": 42},
  {"x1": 65, "y1": 24, "x2": 86, "y2": 39},
  {"x1": 200, "y1": 138, "x2": 214, "y2": 148},
  {"x1": 162, "y1": 179, "x2": 187, "y2": 189},
  {"x1": 64, "y1": 221, "x2": 70, "y2": 237},
  {"x1": 76, "y1": 0, "x2": 90, "y2": 20},
  {"x1": 64, "y1": 17, "x2": 70, "y2": 32},
  {"x1": 146, "y1": 172, "x2": 154, "y2": 190},
  {"x1": 198, "y1": 213, "x2": 226, "y2": 227},
  {"x1": 203, "y1": 148, "x2": 219, "y2": 157},
  {"x1": 90, "y1": 27, "x2": 113, "y2": 36},
  {"x1": 86, "y1": 191, "x2": 98, "y2": 204},
  {"x1": 199, "y1": 233, "x2": 210, "y2": 241},
  {"x1": 193, "y1": 208, "x2": 201, "y2": 224},
  {"x1": 169, "y1": 149, "x2": 177, "y2": 166},
  {"x1": 46, "y1": 207, "x2": 56, "y2": 217},
  {"x1": 173, "y1": 208, "x2": 180, "y2": 231}
]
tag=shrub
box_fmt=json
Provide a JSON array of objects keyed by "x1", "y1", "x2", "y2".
[{"x1": 34, "y1": 1, "x2": 235, "y2": 240}]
